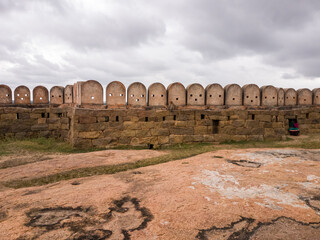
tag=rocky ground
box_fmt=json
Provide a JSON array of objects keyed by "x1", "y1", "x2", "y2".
[{"x1": 0, "y1": 148, "x2": 320, "y2": 239}]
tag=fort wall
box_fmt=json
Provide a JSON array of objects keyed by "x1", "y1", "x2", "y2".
[{"x1": 0, "y1": 80, "x2": 320, "y2": 148}]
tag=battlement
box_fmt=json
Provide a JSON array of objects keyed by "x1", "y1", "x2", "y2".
[
  {"x1": 1, "y1": 81, "x2": 319, "y2": 107},
  {"x1": 1, "y1": 81, "x2": 320, "y2": 148}
]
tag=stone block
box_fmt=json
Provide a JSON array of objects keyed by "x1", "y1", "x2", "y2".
[
  {"x1": 245, "y1": 120, "x2": 259, "y2": 128},
  {"x1": 264, "y1": 128, "x2": 275, "y2": 136},
  {"x1": 158, "y1": 136, "x2": 169, "y2": 144},
  {"x1": 256, "y1": 115, "x2": 272, "y2": 122},
  {"x1": 37, "y1": 118, "x2": 46, "y2": 124},
  {"x1": 1, "y1": 113, "x2": 17, "y2": 120},
  {"x1": 78, "y1": 131, "x2": 101, "y2": 139},
  {"x1": 92, "y1": 138, "x2": 114, "y2": 147},
  {"x1": 136, "y1": 129, "x2": 152, "y2": 137},
  {"x1": 151, "y1": 128, "x2": 170, "y2": 136},
  {"x1": 79, "y1": 116, "x2": 97, "y2": 124},
  {"x1": 31, "y1": 124, "x2": 48, "y2": 131},
  {"x1": 123, "y1": 121, "x2": 141, "y2": 130},
  {"x1": 272, "y1": 122, "x2": 283, "y2": 128},
  {"x1": 194, "y1": 126, "x2": 208, "y2": 135},
  {"x1": 170, "y1": 128, "x2": 194, "y2": 135},
  {"x1": 73, "y1": 138, "x2": 92, "y2": 148},
  {"x1": 169, "y1": 135, "x2": 184, "y2": 144},
  {"x1": 232, "y1": 120, "x2": 245, "y2": 127}
]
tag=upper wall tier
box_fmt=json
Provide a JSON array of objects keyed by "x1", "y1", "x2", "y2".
[{"x1": 1, "y1": 81, "x2": 319, "y2": 107}]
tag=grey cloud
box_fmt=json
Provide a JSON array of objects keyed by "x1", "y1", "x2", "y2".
[
  {"x1": 156, "y1": 0, "x2": 320, "y2": 78},
  {"x1": 0, "y1": 0, "x2": 320, "y2": 90}
]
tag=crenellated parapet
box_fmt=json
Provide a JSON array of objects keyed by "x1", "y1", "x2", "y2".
[{"x1": 0, "y1": 80, "x2": 320, "y2": 107}]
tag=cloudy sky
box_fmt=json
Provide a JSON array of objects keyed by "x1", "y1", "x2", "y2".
[{"x1": 1, "y1": 0, "x2": 320, "y2": 93}]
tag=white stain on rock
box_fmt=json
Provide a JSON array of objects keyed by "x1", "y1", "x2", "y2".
[{"x1": 194, "y1": 169, "x2": 307, "y2": 209}]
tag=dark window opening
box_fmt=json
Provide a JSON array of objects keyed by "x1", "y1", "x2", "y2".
[
  {"x1": 47, "y1": 113, "x2": 50, "y2": 118},
  {"x1": 210, "y1": 94, "x2": 212, "y2": 97},
  {"x1": 105, "y1": 116, "x2": 109, "y2": 122},
  {"x1": 148, "y1": 144, "x2": 154, "y2": 149},
  {"x1": 232, "y1": 98, "x2": 235, "y2": 100},
  {"x1": 41, "y1": 113, "x2": 45, "y2": 118},
  {"x1": 201, "y1": 114, "x2": 205, "y2": 119},
  {"x1": 219, "y1": 95, "x2": 221, "y2": 97},
  {"x1": 251, "y1": 100, "x2": 253, "y2": 103},
  {"x1": 176, "y1": 97, "x2": 179, "y2": 101},
  {"x1": 145, "y1": 117, "x2": 149, "y2": 122},
  {"x1": 163, "y1": 116, "x2": 165, "y2": 121},
  {"x1": 306, "y1": 113, "x2": 309, "y2": 119},
  {"x1": 276, "y1": 116, "x2": 279, "y2": 122},
  {"x1": 173, "y1": 115, "x2": 176, "y2": 120},
  {"x1": 116, "y1": 116, "x2": 119, "y2": 122},
  {"x1": 57, "y1": 113, "x2": 62, "y2": 118},
  {"x1": 195, "y1": 98, "x2": 198, "y2": 101},
  {"x1": 199, "y1": 94, "x2": 202, "y2": 97},
  {"x1": 227, "y1": 116, "x2": 230, "y2": 121},
  {"x1": 212, "y1": 120, "x2": 219, "y2": 134},
  {"x1": 16, "y1": 113, "x2": 20, "y2": 119},
  {"x1": 251, "y1": 114, "x2": 255, "y2": 120}
]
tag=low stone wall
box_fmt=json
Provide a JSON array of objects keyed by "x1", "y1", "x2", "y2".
[
  {"x1": 0, "y1": 106, "x2": 71, "y2": 140},
  {"x1": 1, "y1": 106, "x2": 319, "y2": 148},
  {"x1": 70, "y1": 106, "x2": 320, "y2": 148}
]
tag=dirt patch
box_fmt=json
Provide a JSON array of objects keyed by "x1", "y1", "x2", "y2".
[
  {"x1": 302, "y1": 196, "x2": 320, "y2": 213},
  {"x1": 0, "y1": 150, "x2": 165, "y2": 182},
  {"x1": 196, "y1": 217, "x2": 320, "y2": 240},
  {"x1": 196, "y1": 217, "x2": 255, "y2": 239},
  {"x1": 226, "y1": 159, "x2": 261, "y2": 168},
  {"x1": 0, "y1": 210, "x2": 8, "y2": 222},
  {"x1": 20, "y1": 196, "x2": 153, "y2": 240},
  {"x1": 251, "y1": 217, "x2": 320, "y2": 240},
  {"x1": 254, "y1": 150, "x2": 320, "y2": 162}
]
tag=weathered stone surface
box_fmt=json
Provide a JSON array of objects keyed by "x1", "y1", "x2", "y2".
[
  {"x1": 79, "y1": 116, "x2": 97, "y2": 124},
  {"x1": 78, "y1": 131, "x2": 101, "y2": 139}
]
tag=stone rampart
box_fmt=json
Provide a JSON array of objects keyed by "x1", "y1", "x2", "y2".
[{"x1": 1, "y1": 80, "x2": 320, "y2": 148}]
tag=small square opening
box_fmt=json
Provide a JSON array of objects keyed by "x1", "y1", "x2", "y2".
[
  {"x1": 201, "y1": 114, "x2": 205, "y2": 119},
  {"x1": 116, "y1": 116, "x2": 119, "y2": 122}
]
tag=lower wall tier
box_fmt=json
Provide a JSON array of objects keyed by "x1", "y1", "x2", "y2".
[{"x1": 1, "y1": 106, "x2": 320, "y2": 148}]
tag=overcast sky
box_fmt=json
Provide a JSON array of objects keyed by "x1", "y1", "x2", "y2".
[{"x1": 1, "y1": 0, "x2": 320, "y2": 92}]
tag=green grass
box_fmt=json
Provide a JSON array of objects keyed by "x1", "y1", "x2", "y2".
[
  {"x1": 1, "y1": 134, "x2": 320, "y2": 189},
  {"x1": 0, "y1": 137, "x2": 100, "y2": 156}
]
